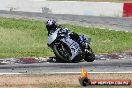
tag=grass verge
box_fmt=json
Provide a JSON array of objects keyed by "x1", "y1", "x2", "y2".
[{"x1": 0, "y1": 17, "x2": 132, "y2": 58}]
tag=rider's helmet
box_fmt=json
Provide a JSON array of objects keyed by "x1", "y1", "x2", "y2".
[{"x1": 46, "y1": 19, "x2": 57, "y2": 32}]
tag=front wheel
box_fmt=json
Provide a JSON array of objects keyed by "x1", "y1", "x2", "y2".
[
  {"x1": 52, "y1": 42, "x2": 82, "y2": 63},
  {"x1": 52, "y1": 43, "x2": 72, "y2": 62}
]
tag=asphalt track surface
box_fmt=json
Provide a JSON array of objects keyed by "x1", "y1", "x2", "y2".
[
  {"x1": 0, "y1": 10, "x2": 132, "y2": 32},
  {"x1": 0, "y1": 10, "x2": 132, "y2": 74},
  {"x1": 0, "y1": 59, "x2": 132, "y2": 74}
]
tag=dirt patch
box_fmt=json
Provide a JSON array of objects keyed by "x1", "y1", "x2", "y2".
[{"x1": 0, "y1": 73, "x2": 131, "y2": 88}]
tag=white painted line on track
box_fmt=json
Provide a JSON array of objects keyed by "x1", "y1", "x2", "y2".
[
  {"x1": 43, "y1": 72, "x2": 132, "y2": 74},
  {"x1": 0, "y1": 72, "x2": 132, "y2": 75},
  {"x1": 0, "y1": 73, "x2": 23, "y2": 75}
]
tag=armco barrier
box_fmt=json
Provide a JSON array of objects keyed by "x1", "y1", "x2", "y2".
[{"x1": 0, "y1": 0, "x2": 132, "y2": 17}]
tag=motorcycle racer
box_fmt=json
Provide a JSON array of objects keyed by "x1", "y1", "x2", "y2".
[
  {"x1": 45, "y1": 19, "x2": 85, "y2": 48},
  {"x1": 46, "y1": 19, "x2": 95, "y2": 62}
]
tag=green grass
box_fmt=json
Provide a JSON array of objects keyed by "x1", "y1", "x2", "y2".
[
  {"x1": 0, "y1": 17, "x2": 132, "y2": 58},
  {"x1": 64, "y1": 24, "x2": 132, "y2": 54},
  {"x1": 0, "y1": 18, "x2": 52, "y2": 58}
]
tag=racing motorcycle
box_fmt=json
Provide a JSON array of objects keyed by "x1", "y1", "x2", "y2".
[{"x1": 47, "y1": 27, "x2": 95, "y2": 62}]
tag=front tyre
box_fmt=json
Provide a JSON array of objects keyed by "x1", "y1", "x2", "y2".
[{"x1": 52, "y1": 43, "x2": 72, "y2": 62}]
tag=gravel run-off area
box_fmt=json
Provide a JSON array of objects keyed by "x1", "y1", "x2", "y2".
[{"x1": 0, "y1": 73, "x2": 132, "y2": 88}]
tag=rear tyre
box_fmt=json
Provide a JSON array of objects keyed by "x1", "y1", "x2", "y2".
[
  {"x1": 84, "y1": 52, "x2": 95, "y2": 62},
  {"x1": 84, "y1": 48, "x2": 95, "y2": 62}
]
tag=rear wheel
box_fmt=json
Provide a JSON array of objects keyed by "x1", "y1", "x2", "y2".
[{"x1": 84, "y1": 47, "x2": 95, "y2": 62}]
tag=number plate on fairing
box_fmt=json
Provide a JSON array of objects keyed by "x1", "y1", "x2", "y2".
[
  {"x1": 48, "y1": 29, "x2": 59, "y2": 45},
  {"x1": 62, "y1": 38, "x2": 81, "y2": 60}
]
